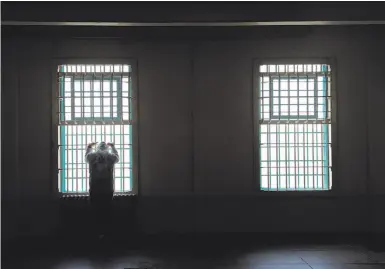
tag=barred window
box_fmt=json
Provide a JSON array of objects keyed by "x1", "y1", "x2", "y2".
[
  {"x1": 57, "y1": 64, "x2": 134, "y2": 194},
  {"x1": 258, "y1": 64, "x2": 332, "y2": 191}
]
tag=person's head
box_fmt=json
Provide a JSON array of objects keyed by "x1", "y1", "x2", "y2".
[{"x1": 96, "y1": 142, "x2": 108, "y2": 151}]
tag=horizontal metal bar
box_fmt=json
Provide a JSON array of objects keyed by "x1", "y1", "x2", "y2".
[
  {"x1": 60, "y1": 192, "x2": 136, "y2": 197},
  {"x1": 3, "y1": 20, "x2": 385, "y2": 27},
  {"x1": 260, "y1": 142, "x2": 331, "y2": 145},
  {"x1": 260, "y1": 72, "x2": 331, "y2": 76},
  {"x1": 259, "y1": 119, "x2": 331, "y2": 124},
  {"x1": 58, "y1": 72, "x2": 131, "y2": 76},
  {"x1": 58, "y1": 167, "x2": 132, "y2": 171},
  {"x1": 57, "y1": 143, "x2": 132, "y2": 146},
  {"x1": 59, "y1": 120, "x2": 132, "y2": 125}
]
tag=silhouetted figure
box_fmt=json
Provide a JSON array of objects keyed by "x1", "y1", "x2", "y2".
[{"x1": 85, "y1": 141, "x2": 119, "y2": 239}]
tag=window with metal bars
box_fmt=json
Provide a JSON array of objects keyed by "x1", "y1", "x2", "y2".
[
  {"x1": 57, "y1": 64, "x2": 133, "y2": 194},
  {"x1": 257, "y1": 63, "x2": 332, "y2": 191}
]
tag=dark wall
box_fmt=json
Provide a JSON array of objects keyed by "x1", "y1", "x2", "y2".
[
  {"x1": 3, "y1": 2, "x2": 385, "y2": 22},
  {"x1": 2, "y1": 26, "x2": 385, "y2": 241}
]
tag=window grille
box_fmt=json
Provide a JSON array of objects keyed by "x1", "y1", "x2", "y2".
[
  {"x1": 258, "y1": 64, "x2": 332, "y2": 191},
  {"x1": 57, "y1": 64, "x2": 133, "y2": 194}
]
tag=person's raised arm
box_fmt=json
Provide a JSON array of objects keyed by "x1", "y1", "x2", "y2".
[
  {"x1": 85, "y1": 142, "x2": 97, "y2": 163},
  {"x1": 107, "y1": 143, "x2": 119, "y2": 164}
]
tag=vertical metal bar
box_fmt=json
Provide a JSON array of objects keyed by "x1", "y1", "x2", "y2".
[
  {"x1": 59, "y1": 71, "x2": 66, "y2": 193},
  {"x1": 120, "y1": 127, "x2": 123, "y2": 192},
  {"x1": 325, "y1": 66, "x2": 330, "y2": 189},
  {"x1": 118, "y1": 124, "x2": 121, "y2": 192},
  {"x1": 70, "y1": 74, "x2": 75, "y2": 193},
  {"x1": 277, "y1": 74, "x2": 280, "y2": 190},
  {"x1": 297, "y1": 72, "x2": 302, "y2": 190},
  {"x1": 81, "y1": 125, "x2": 83, "y2": 193},
  {"x1": 129, "y1": 71, "x2": 132, "y2": 122},
  {"x1": 129, "y1": 70, "x2": 133, "y2": 191},
  {"x1": 118, "y1": 74, "x2": 122, "y2": 121},
  {"x1": 285, "y1": 122, "x2": 289, "y2": 190},
  {"x1": 122, "y1": 124, "x2": 125, "y2": 192},
  {"x1": 71, "y1": 125, "x2": 74, "y2": 193},
  {"x1": 95, "y1": 125, "x2": 97, "y2": 146},
  {"x1": 295, "y1": 124, "x2": 299, "y2": 190},
  {"x1": 316, "y1": 69, "x2": 322, "y2": 190},
  {"x1": 302, "y1": 109, "x2": 306, "y2": 189},
  {"x1": 66, "y1": 124, "x2": 69, "y2": 193},
  {"x1": 71, "y1": 75, "x2": 75, "y2": 121},
  {"x1": 266, "y1": 73, "x2": 271, "y2": 190},
  {"x1": 111, "y1": 124, "x2": 117, "y2": 192},
  {"x1": 58, "y1": 71, "x2": 62, "y2": 192},
  {"x1": 81, "y1": 75, "x2": 84, "y2": 119},
  {"x1": 313, "y1": 70, "x2": 317, "y2": 189},
  {"x1": 276, "y1": 123, "x2": 280, "y2": 191},
  {"x1": 292, "y1": 70, "x2": 297, "y2": 190},
  {"x1": 260, "y1": 73, "x2": 264, "y2": 190},
  {"x1": 101, "y1": 72, "x2": 104, "y2": 119},
  {"x1": 259, "y1": 72, "x2": 262, "y2": 189},
  {"x1": 129, "y1": 125, "x2": 132, "y2": 191},
  {"x1": 120, "y1": 73, "x2": 124, "y2": 192},
  {"x1": 99, "y1": 124, "x2": 102, "y2": 145},
  {"x1": 254, "y1": 64, "x2": 263, "y2": 191},
  {"x1": 286, "y1": 65, "x2": 290, "y2": 190},
  {"x1": 323, "y1": 65, "x2": 329, "y2": 189},
  {"x1": 320, "y1": 73, "x2": 325, "y2": 190},
  {"x1": 100, "y1": 69, "x2": 104, "y2": 145},
  {"x1": 91, "y1": 72, "x2": 94, "y2": 121},
  {"x1": 110, "y1": 75, "x2": 113, "y2": 120},
  {"x1": 268, "y1": 100, "x2": 271, "y2": 187},
  {"x1": 81, "y1": 74, "x2": 84, "y2": 193},
  {"x1": 310, "y1": 76, "x2": 315, "y2": 190},
  {"x1": 121, "y1": 71, "x2": 124, "y2": 192},
  {"x1": 315, "y1": 122, "x2": 319, "y2": 189},
  {"x1": 76, "y1": 125, "x2": 78, "y2": 192},
  {"x1": 89, "y1": 68, "x2": 94, "y2": 192},
  {"x1": 284, "y1": 65, "x2": 291, "y2": 190},
  {"x1": 90, "y1": 122, "x2": 93, "y2": 192},
  {"x1": 85, "y1": 123, "x2": 87, "y2": 193},
  {"x1": 66, "y1": 71, "x2": 70, "y2": 193},
  {"x1": 305, "y1": 74, "x2": 309, "y2": 189},
  {"x1": 104, "y1": 124, "x2": 106, "y2": 145},
  {"x1": 314, "y1": 71, "x2": 318, "y2": 189}
]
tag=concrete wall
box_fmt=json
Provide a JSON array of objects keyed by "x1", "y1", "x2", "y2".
[{"x1": 2, "y1": 26, "x2": 385, "y2": 240}]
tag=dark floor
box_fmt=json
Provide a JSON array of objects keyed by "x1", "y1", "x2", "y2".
[{"x1": 3, "y1": 236, "x2": 385, "y2": 269}]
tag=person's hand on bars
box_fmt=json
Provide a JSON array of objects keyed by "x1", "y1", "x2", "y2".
[{"x1": 88, "y1": 142, "x2": 97, "y2": 148}]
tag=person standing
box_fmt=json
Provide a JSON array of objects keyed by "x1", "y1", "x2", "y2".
[{"x1": 85, "y1": 141, "x2": 119, "y2": 239}]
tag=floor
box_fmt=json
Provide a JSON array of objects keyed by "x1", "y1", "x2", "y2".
[{"x1": 3, "y1": 240, "x2": 385, "y2": 269}]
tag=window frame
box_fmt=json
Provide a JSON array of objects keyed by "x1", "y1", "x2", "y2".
[
  {"x1": 252, "y1": 58, "x2": 338, "y2": 196},
  {"x1": 269, "y1": 75, "x2": 319, "y2": 120},
  {"x1": 51, "y1": 58, "x2": 139, "y2": 197},
  {"x1": 69, "y1": 74, "x2": 123, "y2": 122}
]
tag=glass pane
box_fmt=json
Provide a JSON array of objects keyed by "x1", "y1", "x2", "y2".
[
  {"x1": 94, "y1": 98, "x2": 100, "y2": 106},
  {"x1": 103, "y1": 81, "x2": 110, "y2": 91}
]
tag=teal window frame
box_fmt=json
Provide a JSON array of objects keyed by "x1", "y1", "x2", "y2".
[
  {"x1": 258, "y1": 64, "x2": 331, "y2": 191},
  {"x1": 58, "y1": 66, "x2": 133, "y2": 194}
]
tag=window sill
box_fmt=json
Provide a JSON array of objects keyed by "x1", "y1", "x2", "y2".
[
  {"x1": 59, "y1": 192, "x2": 137, "y2": 200},
  {"x1": 254, "y1": 189, "x2": 338, "y2": 198}
]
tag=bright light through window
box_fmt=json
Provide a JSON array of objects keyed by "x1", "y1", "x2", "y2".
[
  {"x1": 57, "y1": 64, "x2": 133, "y2": 194},
  {"x1": 258, "y1": 64, "x2": 332, "y2": 191}
]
